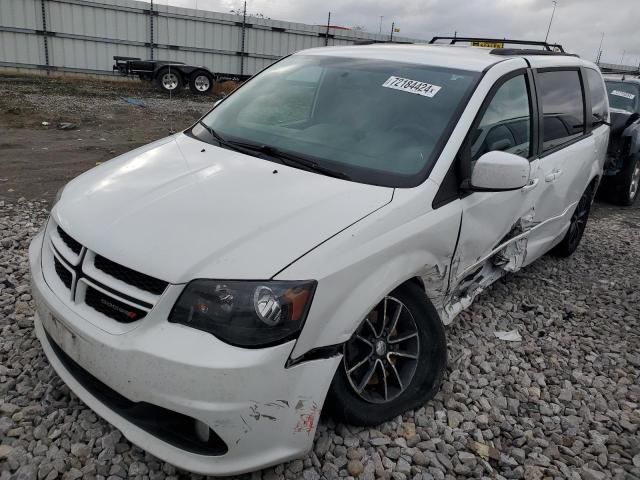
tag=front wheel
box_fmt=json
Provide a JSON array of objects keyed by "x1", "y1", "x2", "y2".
[
  {"x1": 551, "y1": 184, "x2": 594, "y2": 257},
  {"x1": 327, "y1": 282, "x2": 447, "y2": 426}
]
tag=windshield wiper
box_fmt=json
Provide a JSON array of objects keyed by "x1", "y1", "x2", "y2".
[
  {"x1": 227, "y1": 141, "x2": 351, "y2": 180},
  {"x1": 196, "y1": 123, "x2": 350, "y2": 180},
  {"x1": 197, "y1": 121, "x2": 250, "y2": 155}
]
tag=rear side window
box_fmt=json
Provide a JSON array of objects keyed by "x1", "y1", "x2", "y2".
[
  {"x1": 585, "y1": 69, "x2": 607, "y2": 124},
  {"x1": 537, "y1": 70, "x2": 585, "y2": 152}
]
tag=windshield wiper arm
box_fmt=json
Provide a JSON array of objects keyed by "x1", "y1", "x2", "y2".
[
  {"x1": 197, "y1": 122, "x2": 255, "y2": 156},
  {"x1": 196, "y1": 125, "x2": 350, "y2": 180},
  {"x1": 228, "y1": 141, "x2": 351, "y2": 180}
]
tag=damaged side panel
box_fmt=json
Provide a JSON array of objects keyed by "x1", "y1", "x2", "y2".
[
  {"x1": 438, "y1": 207, "x2": 538, "y2": 324},
  {"x1": 419, "y1": 262, "x2": 451, "y2": 315}
]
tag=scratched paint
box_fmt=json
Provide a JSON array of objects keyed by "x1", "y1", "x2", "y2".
[
  {"x1": 293, "y1": 399, "x2": 319, "y2": 435},
  {"x1": 435, "y1": 210, "x2": 537, "y2": 324}
]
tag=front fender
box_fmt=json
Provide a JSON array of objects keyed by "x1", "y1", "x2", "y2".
[{"x1": 276, "y1": 184, "x2": 462, "y2": 359}]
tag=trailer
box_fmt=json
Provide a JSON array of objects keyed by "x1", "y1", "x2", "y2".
[{"x1": 113, "y1": 56, "x2": 251, "y2": 94}]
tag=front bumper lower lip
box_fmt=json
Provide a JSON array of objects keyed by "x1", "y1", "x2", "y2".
[
  {"x1": 41, "y1": 328, "x2": 228, "y2": 456},
  {"x1": 29, "y1": 231, "x2": 342, "y2": 476}
]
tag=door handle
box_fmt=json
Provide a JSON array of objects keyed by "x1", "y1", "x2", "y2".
[
  {"x1": 521, "y1": 178, "x2": 539, "y2": 192},
  {"x1": 544, "y1": 169, "x2": 563, "y2": 182}
]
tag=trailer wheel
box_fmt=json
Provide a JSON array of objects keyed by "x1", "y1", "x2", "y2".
[
  {"x1": 189, "y1": 71, "x2": 213, "y2": 94},
  {"x1": 156, "y1": 68, "x2": 183, "y2": 94}
]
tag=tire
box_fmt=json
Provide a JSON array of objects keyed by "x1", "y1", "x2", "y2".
[
  {"x1": 612, "y1": 155, "x2": 640, "y2": 206},
  {"x1": 551, "y1": 184, "x2": 594, "y2": 257},
  {"x1": 327, "y1": 282, "x2": 447, "y2": 426},
  {"x1": 189, "y1": 71, "x2": 213, "y2": 94},
  {"x1": 156, "y1": 67, "x2": 183, "y2": 94}
]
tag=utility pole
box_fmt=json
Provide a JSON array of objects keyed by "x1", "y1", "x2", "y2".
[
  {"x1": 379, "y1": 16, "x2": 383, "y2": 35},
  {"x1": 240, "y1": 0, "x2": 246, "y2": 75},
  {"x1": 40, "y1": 0, "x2": 50, "y2": 74},
  {"x1": 544, "y1": 0, "x2": 557, "y2": 43},
  {"x1": 595, "y1": 32, "x2": 604, "y2": 64},
  {"x1": 620, "y1": 50, "x2": 626, "y2": 66},
  {"x1": 149, "y1": 0, "x2": 154, "y2": 60},
  {"x1": 390, "y1": 22, "x2": 394, "y2": 42},
  {"x1": 325, "y1": 11, "x2": 331, "y2": 46}
]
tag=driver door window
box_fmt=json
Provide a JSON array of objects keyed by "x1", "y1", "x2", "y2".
[{"x1": 471, "y1": 74, "x2": 532, "y2": 161}]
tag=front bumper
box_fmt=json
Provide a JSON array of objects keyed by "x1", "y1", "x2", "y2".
[{"x1": 29, "y1": 230, "x2": 341, "y2": 476}]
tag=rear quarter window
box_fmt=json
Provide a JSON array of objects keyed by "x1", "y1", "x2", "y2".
[{"x1": 585, "y1": 68, "x2": 607, "y2": 124}]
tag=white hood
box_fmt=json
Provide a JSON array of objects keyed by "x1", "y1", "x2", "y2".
[{"x1": 53, "y1": 133, "x2": 393, "y2": 283}]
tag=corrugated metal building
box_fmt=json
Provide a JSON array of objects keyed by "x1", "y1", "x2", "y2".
[{"x1": 0, "y1": 0, "x2": 418, "y2": 76}]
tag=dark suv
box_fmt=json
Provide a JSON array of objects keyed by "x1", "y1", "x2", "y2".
[{"x1": 601, "y1": 75, "x2": 640, "y2": 205}]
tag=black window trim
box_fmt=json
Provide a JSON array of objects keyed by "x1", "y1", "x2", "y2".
[
  {"x1": 432, "y1": 67, "x2": 538, "y2": 209},
  {"x1": 532, "y1": 66, "x2": 591, "y2": 159}
]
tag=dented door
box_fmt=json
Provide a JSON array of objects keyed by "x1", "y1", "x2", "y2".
[
  {"x1": 452, "y1": 167, "x2": 542, "y2": 283},
  {"x1": 446, "y1": 71, "x2": 542, "y2": 318}
]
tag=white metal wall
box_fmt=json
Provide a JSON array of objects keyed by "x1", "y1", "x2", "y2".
[{"x1": 0, "y1": 0, "x2": 419, "y2": 76}]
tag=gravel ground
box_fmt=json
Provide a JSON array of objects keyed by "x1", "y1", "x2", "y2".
[{"x1": 1, "y1": 198, "x2": 639, "y2": 480}]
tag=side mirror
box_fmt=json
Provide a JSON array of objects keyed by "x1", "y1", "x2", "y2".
[{"x1": 469, "y1": 150, "x2": 530, "y2": 191}]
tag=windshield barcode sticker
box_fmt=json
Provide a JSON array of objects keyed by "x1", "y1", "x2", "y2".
[
  {"x1": 382, "y1": 76, "x2": 442, "y2": 98},
  {"x1": 611, "y1": 90, "x2": 636, "y2": 100}
]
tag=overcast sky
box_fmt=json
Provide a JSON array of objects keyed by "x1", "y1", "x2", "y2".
[{"x1": 161, "y1": 0, "x2": 639, "y2": 66}]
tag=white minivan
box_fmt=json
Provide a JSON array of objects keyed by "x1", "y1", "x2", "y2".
[{"x1": 29, "y1": 38, "x2": 609, "y2": 475}]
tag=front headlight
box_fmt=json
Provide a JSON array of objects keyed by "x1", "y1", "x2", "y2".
[{"x1": 169, "y1": 280, "x2": 316, "y2": 348}]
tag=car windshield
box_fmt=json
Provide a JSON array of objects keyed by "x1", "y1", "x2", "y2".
[
  {"x1": 605, "y1": 81, "x2": 640, "y2": 113},
  {"x1": 195, "y1": 54, "x2": 479, "y2": 187}
]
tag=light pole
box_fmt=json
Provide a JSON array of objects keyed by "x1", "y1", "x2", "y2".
[
  {"x1": 379, "y1": 16, "x2": 383, "y2": 35},
  {"x1": 595, "y1": 32, "x2": 604, "y2": 64},
  {"x1": 544, "y1": 0, "x2": 557, "y2": 43}
]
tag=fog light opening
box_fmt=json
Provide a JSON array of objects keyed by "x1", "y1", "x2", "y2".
[{"x1": 194, "y1": 420, "x2": 210, "y2": 442}]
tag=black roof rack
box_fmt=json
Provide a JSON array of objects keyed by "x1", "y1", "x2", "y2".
[
  {"x1": 491, "y1": 48, "x2": 579, "y2": 58},
  {"x1": 353, "y1": 40, "x2": 414, "y2": 46},
  {"x1": 429, "y1": 36, "x2": 565, "y2": 53}
]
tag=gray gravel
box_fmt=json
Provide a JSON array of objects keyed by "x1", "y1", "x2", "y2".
[{"x1": 1, "y1": 198, "x2": 639, "y2": 480}]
